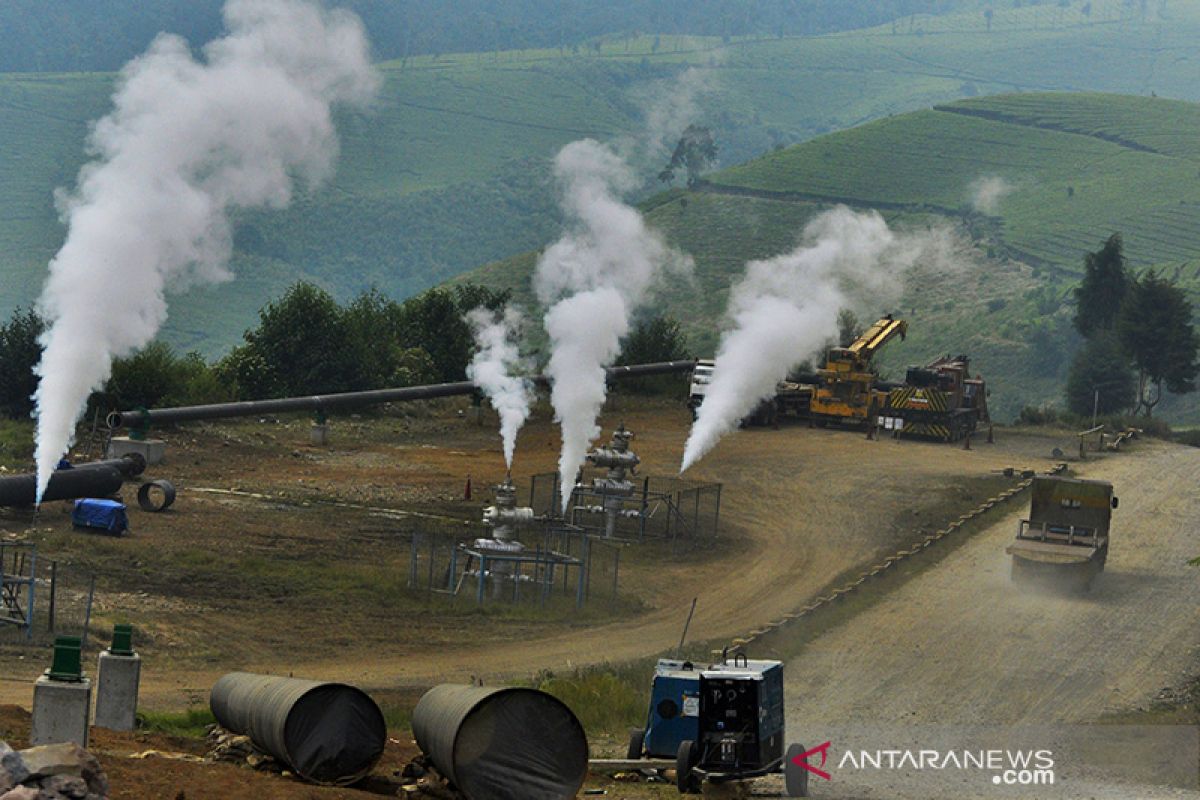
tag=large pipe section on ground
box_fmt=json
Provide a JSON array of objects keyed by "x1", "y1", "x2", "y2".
[
  {"x1": 412, "y1": 684, "x2": 588, "y2": 800},
  {"x1": 107, "y1": 360, "x2": 697, "y2": 430},
  {"x1": 209, "y1": 672, "x2": 386, "y2": 786},
  {"x1": 0, "y1": 465, "x2": 124, "y2": 508},
  {"x1": 73, "y1": 453, "x2": 147, "y2": 478}
]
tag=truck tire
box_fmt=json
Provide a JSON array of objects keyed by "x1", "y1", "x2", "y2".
[
  {"x1": 784, "y1": 742, "x2": 811, "y2": 797},
  {"x1": 626, "y1": 728, "x2": 645, "y2": 760},
  {"x1": 676, "y1": 740, "x2": 701, "y2": 794}
]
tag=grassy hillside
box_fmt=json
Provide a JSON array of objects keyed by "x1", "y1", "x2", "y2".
[
  {"x1": 463, "y1": 92, "x2": 1200, "y2": 423},
  {"x1": 5, "y1": 0, "x2": 1200, "y2": 357}
]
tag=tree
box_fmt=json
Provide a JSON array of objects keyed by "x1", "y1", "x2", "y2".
[
  {"x1": 105, "y1": 342, "x2": 231, "y2": 410},
  {"x1": 0, "y1": 307, "x2": 44, "y2": 419},
  {"x1": 1064, "y1": 332, "x2": 1135, "y2": 416},
  {"x1": 242, "y1": 282, "x2": 358, "y2": 396},
  {"x1": 342, "y1": 289, "x2": 437, "y2": 388},
  {"x1": 1115, "y1": 269, "x2": 1199, "y2": 416},
  {"x1": 616, "y1": 315, "x2": 691, "y2": 395},
  {"x1": 1073, "y1": 233, "x2": 1129, "y2": 339},
  {"x1": 658, "y1": 125, "x2": 718, "y2": 188},
  {"x1": 396, "y1": 285, "x2": 510, "y2": 383}
]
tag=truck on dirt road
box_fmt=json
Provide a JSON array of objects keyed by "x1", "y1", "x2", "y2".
[{"x1": 1007, "y1": 475, "x2": 1118, "y2": 591}]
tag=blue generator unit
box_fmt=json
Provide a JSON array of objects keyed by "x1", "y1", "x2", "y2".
[{"x1": 628, "y1": 659, "x2": 702, "y2": 758}]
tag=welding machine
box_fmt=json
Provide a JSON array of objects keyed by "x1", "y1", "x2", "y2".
[{"x1": 674, "y1": 652, "x2": 810, "y2": 796}]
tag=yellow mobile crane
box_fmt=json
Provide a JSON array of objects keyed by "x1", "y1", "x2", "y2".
[{"x1": 809, "y1": 315, "x2": 907, "y2": 425}]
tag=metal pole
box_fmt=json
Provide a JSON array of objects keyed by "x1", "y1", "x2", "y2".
[
  {"x1": 81, "y1": 573, "x2": 95, "y2": 650},
  {"x1": 714, "y1": 485, "x2": 722, "y2": 537},
  {"x1": 477, "y1": 555, "x2": 487, "y2": 605},
  {"x1": 25, "y1": 547, "x2": 36, "y2": 641},
  {"x1": 676, "y1": 597, "x2": 698, "y2": 657},
  {"x1": 447, "y1": 545, "x2": 458, "y2": 591},
  {"x1": 640, "y1": 477, "x2": 649, "y2": 541},
  {"x1": 1092, "y1": 388, "x2": 1099, "y2": 429},
  {"x1": 426, "y1": 536, "x2": 435, "y2": 602},
  {"x1": 612, "y1": 548, "x2": 620, "y2": 599}
]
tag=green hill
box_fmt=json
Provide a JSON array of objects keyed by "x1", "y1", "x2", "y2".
[
  {"x1": 5, "y1": 0, "x2": 1200, "y2": 357},
  {"x1": 462, "y1": 92, "x2": 1200, "y2": 423}
]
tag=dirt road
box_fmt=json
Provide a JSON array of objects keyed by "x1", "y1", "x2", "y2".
[{"x1": 783, "y1": 440, "x2": 1200, "y2": 798}]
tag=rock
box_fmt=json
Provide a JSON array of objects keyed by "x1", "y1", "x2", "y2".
[
  {"x1": 0, "y1": 743, "x2": 29, "y2": 789},
  {"x1": 0, "y1": 787, "x2": 39, "y2": 800},
  {"x1": 41, "y1": 774, "x2": 88, "y2": 799},
  {"x1": 19, "y1": 744, "x2": 107, "y2": 797}
]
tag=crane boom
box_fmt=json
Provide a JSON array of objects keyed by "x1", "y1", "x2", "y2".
[{"x1": 847, "y1": 316, "x2": 907, "y2": 362}]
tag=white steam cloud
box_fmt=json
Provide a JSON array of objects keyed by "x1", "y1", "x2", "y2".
[
  {"x1": 969, "y1": 176, "x2": 1013, "y2": 214},
  {"x1": 32, "y1": 0, "x2": 378, "y2": 502},
  {"x1": 681, "y1": 207, "x2": 957, "y2": 472},
  {"x1": 466, "y1": 306, "x2": 532, "y2": 469},
  {"x1": 536, "y1": 139, "x2": 692, "y2": 512}
]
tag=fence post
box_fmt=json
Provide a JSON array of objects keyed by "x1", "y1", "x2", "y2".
[
  {"x1": 447, "y1": 545, "x2": 458, "y2": 591},
  {"x1": 576, "y1": 538, "x2": 588, "y2": 609},
  {"x1": 640, "y1": 477, "x2": 649, "y2": 541},
  {"x1": 714, "y1": 485, "x2": 722, "y2": 537},
  {"x1": 81, "y1": 574, "x2": 95, "y2": 650},
  {"x1": 612, "y1": 547, "x2": 620, "y2": 599},
  {"x1": 427, "y1": 535, "x2": 435, "y2": 602},
  {"x1": 477, "y1": 555, "x2": 487, "y2": 605}
]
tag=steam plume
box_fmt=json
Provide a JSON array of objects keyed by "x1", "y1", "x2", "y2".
[
  {"x1": 535, "y1": 139, "x2": 692, "y2": 512},
  {"x1": 466, "y1": 306, "x2": 532, "y2": 468},
  {"x1": 969, "y1": 176, "x2": 1013, "y2": 214},
  {"x1": 681, "y1": 207, "x2": 954, "y2": 472},
  {"x1": 32, "y1": 0, "x2": 378, "y2": 502}
]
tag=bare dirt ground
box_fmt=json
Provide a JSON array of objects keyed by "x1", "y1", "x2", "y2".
[
  {"x1": 0, "y1": 400, "x2": 1062, "y2": 710},
  {"x1": 0, "y1": 398, "x2": 1090, "y2": 799},
  {"x1": 778, "y1": 440, "x2": 1200, "y2": 798}
]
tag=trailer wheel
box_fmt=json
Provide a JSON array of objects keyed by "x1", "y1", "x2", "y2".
[
  {"x1": 676, "y1": 740, "x2": 701, "y2": 794},
  {"x1": 626, "y1": 728, "x2": 645, "y2": 760},
  {"x1": 784, "y1": 742, "x2": 811, "y2": 797}
]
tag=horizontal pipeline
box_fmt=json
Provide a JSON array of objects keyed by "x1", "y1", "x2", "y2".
[{"x1": 108, "y1": 360, "x2": 696, "y2": 430}]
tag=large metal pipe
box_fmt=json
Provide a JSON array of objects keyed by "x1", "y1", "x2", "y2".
[
  {"x1": 209, "y1": 672, "x2": 386, "y2": 786},
  {"x1": 0, "y1": 466, "x2": 124, "y2": 508},
  {"x1": 72, "y1": 454, "x2": 147, "y2": 478},
  {"x1": 412, "y1": 684, "x2": 588, "y2": 800},
  {"x1": 107, "y1": 360, "x2": 696, "y2": 430}
]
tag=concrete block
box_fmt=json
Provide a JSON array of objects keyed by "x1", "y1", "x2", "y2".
[
  {"x1": 310, "y1": 424, "x2": 329, "y2": 446},
  {"x1": 93, "y1": 652, "x2": 141, "y2": 731},
  {"x1": 31, "y1": 676, "x2": 91, "y2": 748},
  {"x1": 105, "y1": 436, "x2": 166, "y2": 465}
]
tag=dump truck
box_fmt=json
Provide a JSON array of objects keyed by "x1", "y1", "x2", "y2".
[
  {"x1": 1006, "y1": 475, "x2": 1117, "y2": 591},
  {"x1": 880, "y1": 354, "x2": 989, "y2": 441},
  {"x1": 809, "y1": 316, "x2": 906, "y2": 427}
]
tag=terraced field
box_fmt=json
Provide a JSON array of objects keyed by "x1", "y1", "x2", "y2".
[
  {"x1": 8, "y1": 1, "x2": 1200, "y2": 355},
  {"x1": 465, "y1": 91, "x2": 1200, "y2": 422}
]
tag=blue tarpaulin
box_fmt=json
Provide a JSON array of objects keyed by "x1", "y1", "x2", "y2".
[{"x1": 72, "y1": 499, "x2": 128, "y2": 535}]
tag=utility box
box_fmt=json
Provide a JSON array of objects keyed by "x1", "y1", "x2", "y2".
[
  {"x1": 696, "y1": 658, "x2": 785, "y2": 772},
  {"x1": 640, "y1": 659, "x2": 701, "y2": 758}
]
